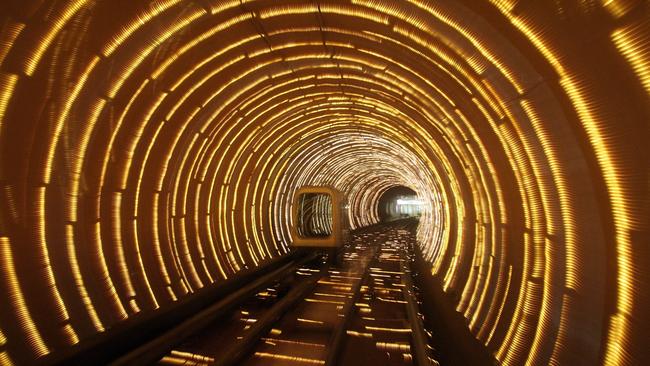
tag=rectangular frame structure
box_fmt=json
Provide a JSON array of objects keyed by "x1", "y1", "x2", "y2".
[{"x1": 291, "y1": 186, "x2": 348, "y2": 248}]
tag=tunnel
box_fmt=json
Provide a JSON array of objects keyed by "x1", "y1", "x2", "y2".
[{"x1": 0, "y1": 0, "x2": 648, "y2": 365}]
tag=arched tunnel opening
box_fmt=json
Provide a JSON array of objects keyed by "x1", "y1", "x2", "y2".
[
  {"x1": 377, "y1": 186, "x2": 421, "y2": 222},
  {"x1": 0, "y1": 1, "x2": 648, "y2": 365}
]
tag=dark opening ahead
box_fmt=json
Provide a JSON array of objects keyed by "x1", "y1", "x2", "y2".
[{"x1": 378, "y1": 186, "x2": 421, "y2": 222}]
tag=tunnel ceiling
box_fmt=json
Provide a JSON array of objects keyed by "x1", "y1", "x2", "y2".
[{"x1": 0, "y1": 0, "x2": 648, "y2": 365}]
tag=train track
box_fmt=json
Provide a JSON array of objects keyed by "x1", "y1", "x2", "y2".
[{"x1": 115, "y1": 221, "x2": 438, "y2": 366}]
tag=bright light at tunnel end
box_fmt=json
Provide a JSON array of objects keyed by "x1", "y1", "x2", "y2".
[{"x1": 396, "y1": 199, "x2": 425, "y2": 205}]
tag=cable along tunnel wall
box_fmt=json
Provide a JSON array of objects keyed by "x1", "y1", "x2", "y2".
[{"x1": 0, "y1": 1, "x2": 648, "y2": 365}]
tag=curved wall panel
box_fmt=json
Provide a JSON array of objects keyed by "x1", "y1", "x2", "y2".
[{"x1": 0, "y1": 1, "x2": 647, "y2": 365}]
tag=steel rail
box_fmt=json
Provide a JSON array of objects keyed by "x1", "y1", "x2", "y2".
[
  {"x1": 324, "y1": 247, "x2": 378, "y2": 366},
  {"x1": 217, "y1": 267, "x2": 326, "y2": 366},
  {"x1": 110, "y1": 252, "x2": 318, "y2": 366},
  {"x1": 401, "y1": 254, "x2": 433, "y2": 366}
]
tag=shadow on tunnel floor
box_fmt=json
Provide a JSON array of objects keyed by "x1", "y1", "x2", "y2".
[{"x1": 412, "y1": 244, "x2": 497, "y2": 366}]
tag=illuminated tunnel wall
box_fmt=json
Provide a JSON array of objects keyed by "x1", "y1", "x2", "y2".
[{"x1": 0, "y1": 0, "x2": 647, "y2": 365}]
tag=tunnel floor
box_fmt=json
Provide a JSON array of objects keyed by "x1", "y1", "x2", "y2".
[{"x1": 154, "y1": 220, "x2": 439, "y2": 366}]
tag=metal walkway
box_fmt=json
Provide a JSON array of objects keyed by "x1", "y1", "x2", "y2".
[{"x1": 122, "y1": 221, "x2": 439, "y2": 366}]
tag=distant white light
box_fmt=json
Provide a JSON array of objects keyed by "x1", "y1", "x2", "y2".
[{"x1": 396, "y1": 199, "x2": 424, "y2": 205}]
